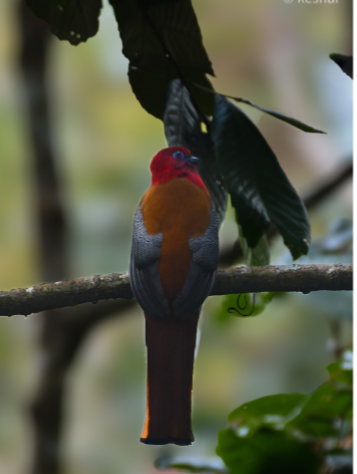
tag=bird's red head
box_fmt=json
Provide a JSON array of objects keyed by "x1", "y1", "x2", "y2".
[{"x1": 150, "y1": 146, "x2": 207, "y2": 191}]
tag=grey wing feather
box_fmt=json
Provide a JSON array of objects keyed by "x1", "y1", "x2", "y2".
[
  {"x1": 173, "y1": 205, "x2": 219, "y2": 319},
  {"x1": 130, "y1": 202, "x2": 170, "y2": 319}
]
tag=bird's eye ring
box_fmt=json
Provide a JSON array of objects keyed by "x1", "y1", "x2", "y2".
[{"x1": 173, "y1": 150, "x2": 185, "y2": 160}]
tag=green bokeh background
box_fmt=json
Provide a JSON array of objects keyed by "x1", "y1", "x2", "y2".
[{"x1": 0, "y1": 0, "x2": 352, "y2": 473}]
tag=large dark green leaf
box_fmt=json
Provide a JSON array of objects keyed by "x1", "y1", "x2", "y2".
[
  {"x1": 26, "y1": 0, "x2": 102, "y2": 45},
  {"x1": 128, "y1": 56, "x2": 214, "y2": 120},
  {"x1": 110, "y1": 0, "x2": 214, "y2": 118},
  {"x1": 136, "y1": 0, "x2": 179, "y2": 9},
  {"x1": 217, "y1": 427, "x2": 321, "y2": 474},
  {"x1": 212, "y1": 95, "x2": 310, "y2": 259},
  {"x1": 164, "y1": 79, "x2": 227, "y2": 223}
]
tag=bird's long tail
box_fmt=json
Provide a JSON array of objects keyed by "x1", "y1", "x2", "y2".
[{"x1": 141, "y1": 311, "x2": 200, "y2": 446}]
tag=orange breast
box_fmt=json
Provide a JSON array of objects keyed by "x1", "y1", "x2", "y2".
[{"x1": 141, "y1": 179, "x2": 212, "y2": 303}]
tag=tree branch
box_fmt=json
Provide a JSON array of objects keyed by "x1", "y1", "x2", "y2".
[{"x1": 0, "y1": 264, "x2": 351, "y2": 317}]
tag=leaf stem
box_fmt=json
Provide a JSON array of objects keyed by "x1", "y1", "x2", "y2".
[{"x1": 191, "y1": 82, "x2": 326, "y2": 134}]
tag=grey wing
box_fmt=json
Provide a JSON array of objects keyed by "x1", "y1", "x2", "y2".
[
  {"x1": 130, "y1": 202, "x2": 170, "y2": 319},
  {"x1": 173, "y1": 205, "x2": 219, "y2": 319}
]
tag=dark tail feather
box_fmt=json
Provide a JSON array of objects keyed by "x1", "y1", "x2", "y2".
[{"x1": 141, "y1": 311, "x2": 200, "y2": 446}]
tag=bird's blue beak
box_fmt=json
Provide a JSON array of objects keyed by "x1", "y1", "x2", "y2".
[{"x1": 186, "y1": 156, "x2": 199, "y2": 165}]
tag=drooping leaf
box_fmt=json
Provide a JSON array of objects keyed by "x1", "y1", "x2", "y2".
[
  {"x1": 26, "y1": 0, "x2": 102, "y2": 45},
  {"x1": 110, "y1": 0, "x2": 214, "y2": 118},
  {"x1": 128, "y1": 56, "x2": 214, "y2": 120},
  {"x1": 330, "y1": 53, "x2": 353, "y2": 79},
  {"x1": 164, "y1": 79, "x2": 227, "y2": 223},
  {"x1": 212, "y1": 95, "x2": 310, "y2": 259},
  {"x1": 118, "y1": 0, "x2": 214, "y2": 74},
  {"x1": 216, "y1": 427, "x2": 321, "y2": 474}
]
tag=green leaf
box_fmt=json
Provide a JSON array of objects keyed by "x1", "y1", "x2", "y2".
[
  {"x1": 287, "y1": 384, "x2": 352, "y2": 437},
  {"x1": 233, "y1": 225, "x2": 271, "y2": 317},
  {"x1": 212, "y1": 95, "x2": 310, "y2": 259},
  {"x1": 155, "y1": 456, "x2": 228, "y2": 473},
  {"x1": 225, "y1": 293, "x2": 256, "y2": 318},
  {"x1": 232, "y1": 98, "x2": 326, "y2": 134},
  {"x1": 164, "y1": 79, "x2": 227, "y2": 223},
  {"x1": 228, "y1": 393, "x2": 308, "y2": 432},
  {"x1": 110, "y1": 0, "x2": 214, "y2": 118},
  {"x1": 330, "y1": 53, "x2": 353, "y2": 79},
  {"x1": 217, "y1": 362, "x2": 352, "y2": 474},
  {"x1": 26, "y1": 0, "x2": 102, "y2": 45},
  {"x1": 327, "y1": 354, "x2": 353, "y2": 388},
  {"x1": 216, "y1": 427, "x2": 321, "y2": 474},
  {"x1": 238, "y1": 224, "x2": 270, "y2": 266},
  {"x1": 224, "y1": 291, "x2": 282, "y2": 318}
]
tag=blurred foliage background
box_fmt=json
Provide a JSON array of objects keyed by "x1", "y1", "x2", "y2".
[{"x1": 0, "y1": 0, "x2": 352, "y2": 473}]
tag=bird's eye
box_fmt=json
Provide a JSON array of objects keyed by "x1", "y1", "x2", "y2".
[{"x1": 173, "y1": 150, "x2": 185, "y2": 160}]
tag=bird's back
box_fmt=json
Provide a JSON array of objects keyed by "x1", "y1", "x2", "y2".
[{"x1": 141, "y1": 178, "x2": 212, "y2": 303}]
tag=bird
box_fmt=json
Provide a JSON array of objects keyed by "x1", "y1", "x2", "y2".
[{"x1": 130, "y1": 146, "x2": 219, "y2": 446}]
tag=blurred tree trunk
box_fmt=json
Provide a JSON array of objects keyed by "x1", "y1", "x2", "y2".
[
  {"x1": 18, "y1": 2, "x2": 68, "y2": 473},
  {"x1": 18, "y1": 5, "x2": 136, "y2": 474}
]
